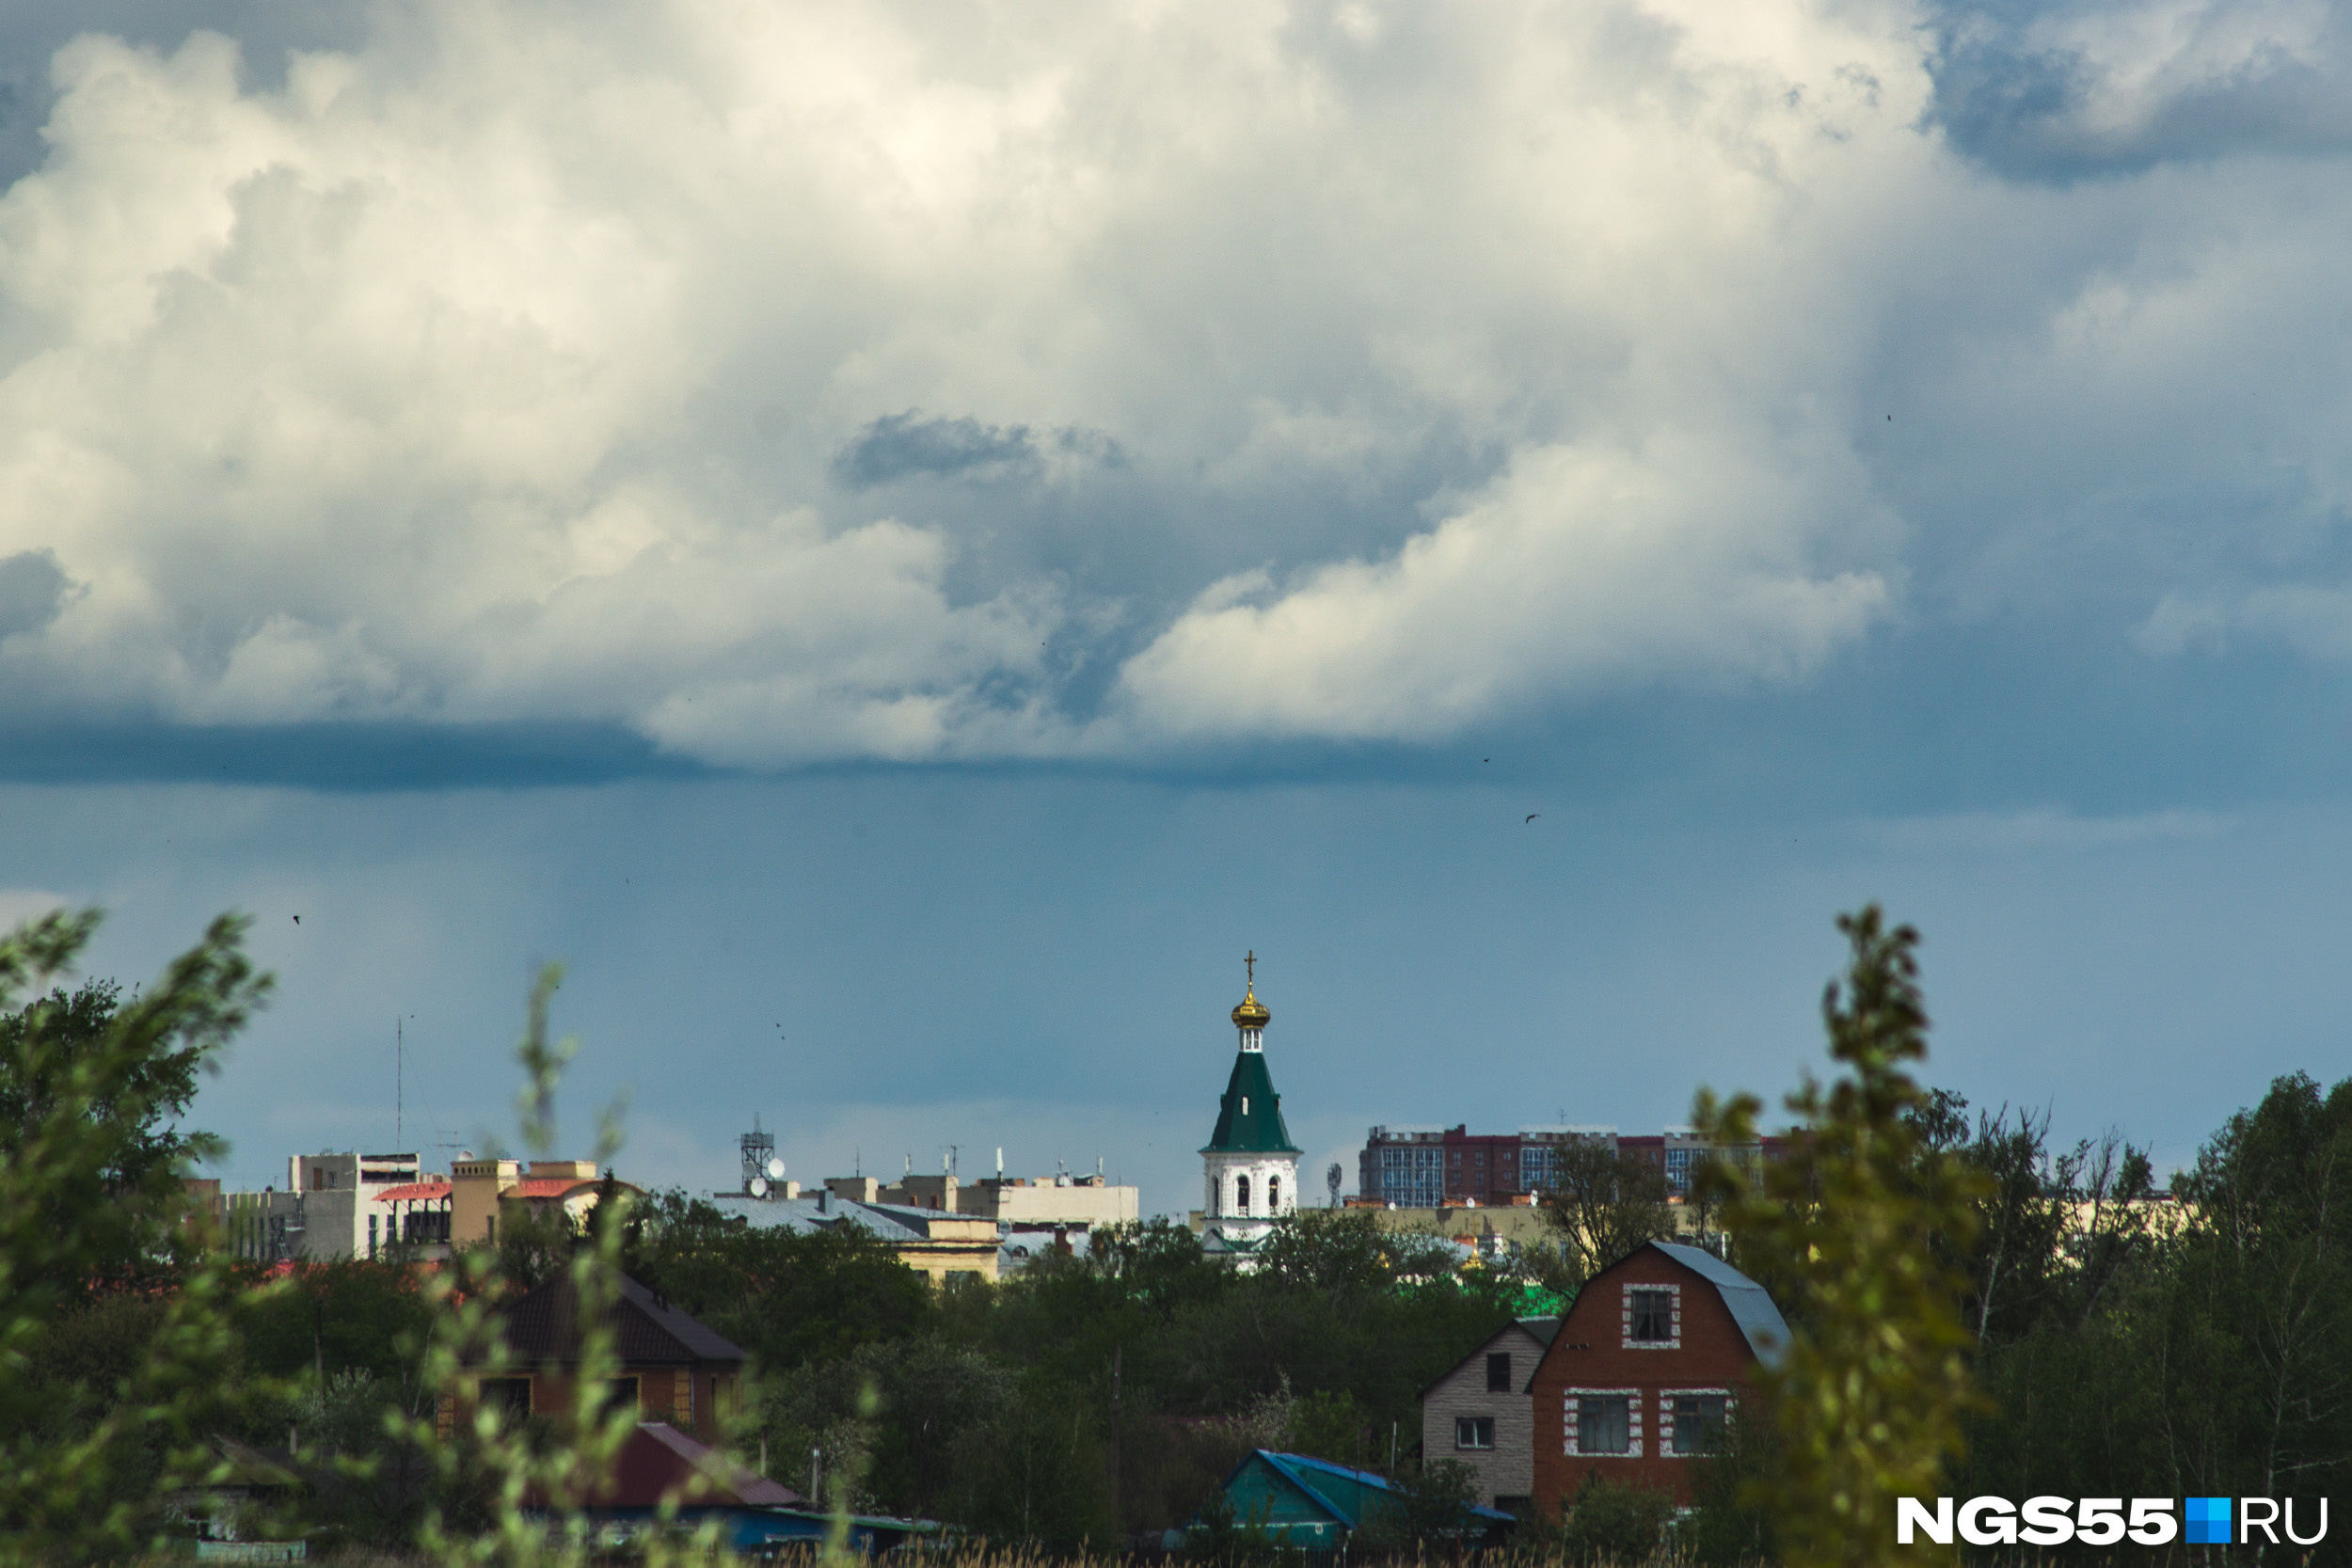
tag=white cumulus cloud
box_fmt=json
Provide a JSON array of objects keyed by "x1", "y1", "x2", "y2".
[{"x1": 1, "y1": 0, "x2": 2340, "y2": 763}]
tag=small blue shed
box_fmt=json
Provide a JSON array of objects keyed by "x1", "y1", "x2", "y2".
[{"x1": 1179, "y1": 1449, "x2": 1515, "y2": 1548}]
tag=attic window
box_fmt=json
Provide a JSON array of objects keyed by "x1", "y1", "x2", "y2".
[
  {"x1": 1486, "y1": 1352, "x2": 1512, "y2": 1392},
  {"x1": 1241, "y1": 1097, "x2": 1249, "y2": 1115},
  {"x1": 1628, "y1": 1287, "x2": 1677, "y2": 1344}
]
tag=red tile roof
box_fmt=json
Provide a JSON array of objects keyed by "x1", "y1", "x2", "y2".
[{"x1": 373, "y1": 1181, "x2": 453, "y2": 1202}]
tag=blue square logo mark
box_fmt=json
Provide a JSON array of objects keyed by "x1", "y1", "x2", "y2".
[{"x1": 2186, "y1": 1497, "x2": 2233, "y2": 1545}]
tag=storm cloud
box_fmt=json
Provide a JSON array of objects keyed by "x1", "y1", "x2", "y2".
[{"x1": 1, "y1": 0, "x2": 2349, "y2": 767}]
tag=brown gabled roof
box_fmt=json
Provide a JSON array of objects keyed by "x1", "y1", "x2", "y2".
[{"x1": 502, "y1": 1273, "x2": 747, "y2": 1369}]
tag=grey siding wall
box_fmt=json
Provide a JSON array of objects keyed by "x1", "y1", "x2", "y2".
[{"x1": 1420, "y1": 1326, "x2": 1540, "y2": 1507}]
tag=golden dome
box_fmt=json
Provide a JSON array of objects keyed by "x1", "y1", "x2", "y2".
[{"x1": 1232, "y1": 982, "x2": 1270, "y2": 1030}]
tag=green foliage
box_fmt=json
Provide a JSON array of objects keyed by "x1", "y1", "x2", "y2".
[
  {"x1": 1286, "y1": 1387, "x2": 1367, "y2": 1466},
  {"x1": 1534, "y1": 1134, "x2": 1677, "y2": 1288},
  {"x1": 1950, "y1": 1070, "x2": 2352, "y2": 1558},
  {"x1": 1180, "y1": 1481, "x2": 1282, "y2": 1568},
  {"x1": 627, "y1": 1189, "x2": 936, "y2": 1371},
  {"x1": 1544, "y1": 1473, "x2": 1678, "y2": 1566},
  {"x1": 1693, "y1": 906, "x2": 1986, "y2": 1568},
  {"x1": 0, "y1": 908, "x2": 273, "y2": 1562},
  {"x1": 1356, "y1": 1456, "x2": 1482, "y2": 1551},
  {"x1": 1680, "y1": 1407, "x2": 1779, "y2": 1566}
]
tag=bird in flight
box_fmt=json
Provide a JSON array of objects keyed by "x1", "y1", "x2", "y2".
[
  {"x1": 1525, "y1": 814, "x2": 1540, "y2": 823},
  {"x1": 292, "y1": 914, "x2": 300, "y2": 924}
]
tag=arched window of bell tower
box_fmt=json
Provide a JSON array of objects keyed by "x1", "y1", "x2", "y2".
[
  {"x1": 1236, "y1": 1174, "x2": 1251, "y2": 1213},
  {"x1": 1269, "y1": 1176, "x2": 1280, "y2": 1211}
]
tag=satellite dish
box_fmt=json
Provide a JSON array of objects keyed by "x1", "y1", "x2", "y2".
[
  {"x1": 749, "y1": 1177, "x2": 770, "y2": 1198},
  {"x1": 766, "y1": 1156, "x2": 787, "y2": 1180}
]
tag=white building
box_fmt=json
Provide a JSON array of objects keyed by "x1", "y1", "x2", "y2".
[{"x1": 215, "y1": 1151, "x2": 423, "y2": 1262}]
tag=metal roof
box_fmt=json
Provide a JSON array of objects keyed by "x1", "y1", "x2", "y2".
[
  {"x1": 705, "y1": 1193, "x2": 989, "y2": 1246},
  {"x1": 1247, "y1": 1451, "x2": 1516, "y2": 1528},
  {"x1": 1649, "y1": 1242, "x2": 1791, "y2": 1368},
  {"x1": 1518, "y1": 1314, "x2": 1564, "y2": 1348},
  {"x1": 1200, "y1": 1051, "x2": 1301, "y2": 1154}
]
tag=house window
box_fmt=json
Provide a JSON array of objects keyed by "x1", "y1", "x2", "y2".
[
  {"x1": 603, "y1": 1376, "x2": 641, "y2": 1417},
  {"x1": 1236, "y1": 1175, "x2": 1250, "y2": 1213},
  {"x1": 1626, "y1": 1286, "x2": 1678, "y2": 1346},
  {"x1": 1578, "y1": 1396, "x2": 1632, "y2": 1455},
  {"x1": 1455, "y1": 1417, "x2": 1496, "y2": 1449},
  {"x1": 479, "y1": 1377, "x2": 532, "y2": 1418},
  {"x1": 367, "y1": 1214, "x2": 378, "y2": 1260},
  {"x1": 1486, "y1": 1353, "x2": 1513, "y2": 1392},
  {"x1": 1671, "y1": 1394, "x2": 1730, "y2": 1455}
]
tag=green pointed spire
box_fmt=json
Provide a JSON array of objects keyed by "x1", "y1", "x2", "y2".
[{"x1": 1201, "y1": 1049, "x2": 1301, "y2": 1154}]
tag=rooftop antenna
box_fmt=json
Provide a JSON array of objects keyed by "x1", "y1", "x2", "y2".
[
  {"x1": 740, "y1": 1117, "x2": 776, "y2": 1196},
  {"x1": 996, "y1": 1146, "x2": 1004, "y2": 1179},
  {"x1": 395, "y1": 1018, "x2": 403, "y2": 1152},
  {"x1": 945, "y1": 1145, "x2": 959, "y2": 1177}
]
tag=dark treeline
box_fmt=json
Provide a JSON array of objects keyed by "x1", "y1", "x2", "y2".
[{"x1": 1937, "y1": 1073, "x2": 2352, "y2": 1525}]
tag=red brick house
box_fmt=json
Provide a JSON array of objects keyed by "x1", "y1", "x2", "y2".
[
  {"x1": 447, "y1": 1274, "x2": 747, "y2": 1444},
  {"x1": 1528, "y1": 1241, "x2": 1789, "y2": 1510}
]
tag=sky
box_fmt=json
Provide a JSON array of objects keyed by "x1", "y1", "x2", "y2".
[{"x1": 4, "y1": 0, "x2": 2352, "y2": 1216}]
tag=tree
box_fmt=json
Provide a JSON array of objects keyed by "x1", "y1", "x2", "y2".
[
  {"x1": 1357, "y1": 1457, "x2": 1483, "y2": 1551},
  {"x1": 1693, "y1": 906, "x2": 1986, "y2": 1568},
  {"x1": 627, "y1": 1191, "x2": 935, "y2": 1373},
  {"x1": 2162, "y1": 1072, "x2": 2352, "y2": 1507},
  {"x1": 0, "y1": 908, "x2": 273, "y2": 1559},
  {"x1": 1533, "y1": 1133, "x2": 1675, "y2": 1288}
]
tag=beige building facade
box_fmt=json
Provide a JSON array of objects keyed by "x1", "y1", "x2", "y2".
[{"x1": 1420, "y1": 1316, "x2": 1560, "y2": 1513}]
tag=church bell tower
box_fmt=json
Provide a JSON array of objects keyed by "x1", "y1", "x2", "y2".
[{"x1": 1200, "y1": 952, "x2": 1302, "y2": 1261}]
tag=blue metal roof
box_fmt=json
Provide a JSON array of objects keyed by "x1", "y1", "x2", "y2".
[
  {"x1": 1201, "y1": 1450, "x2": 1514, "y2": 1534},
  {"x1": 1650, "y1": 1242, "x2": 1791, "y2": 1368}
]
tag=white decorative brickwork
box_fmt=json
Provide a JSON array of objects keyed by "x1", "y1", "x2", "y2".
[
  {"x1": 1621, "y1": 1281, "x2": 1682, "y2": 1350},
  {"x1": 1563, "y1": 1387, "x2": 1644, "y2": 1458}
]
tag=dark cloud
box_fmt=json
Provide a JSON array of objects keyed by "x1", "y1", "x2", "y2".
[
  {"x1": 832, "y1": 411, "x2": 1120, "y2": 489},
  {"x1": 0, "y1": 550, "x2": 71, "y2": 641},
  {"x1": 0, "y1": 719, "x2": 709, "y2": 790},
  {"x1": 1926, "y1": 0, "x2": 2352, "y2": 181}
]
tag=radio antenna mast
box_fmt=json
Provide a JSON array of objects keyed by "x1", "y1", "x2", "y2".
[{"x1": 396, "y1": 1018, "x2": 404, "y2": 1150}]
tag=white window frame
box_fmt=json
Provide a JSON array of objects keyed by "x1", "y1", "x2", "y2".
[
  {"x1": 1564, "y1": 1386, "x2": 1643, "y2": 1458},
  {"x1": 1660, "y1": 1387, "x2": 1734, "y2": 1457},
  {"x1": 1454, "y1": 1415, "x2": 1497, "y2": 1450},
  {"x1": 1622, "y1": 1282, "x2": 1682, "y2": 1350}
]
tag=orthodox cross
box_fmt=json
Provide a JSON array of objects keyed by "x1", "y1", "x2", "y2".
[{"x1": 1246, "y1": 950, "x2": 1256, "y2": 984}]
